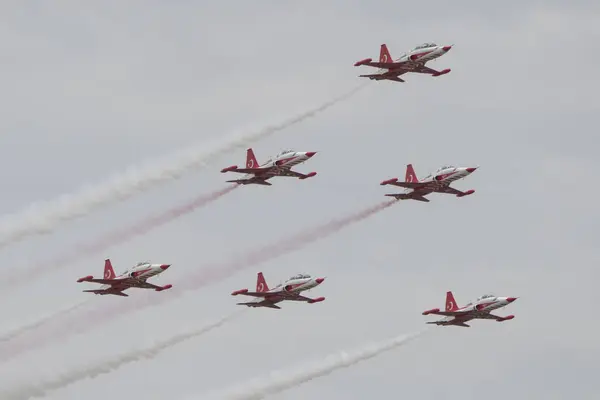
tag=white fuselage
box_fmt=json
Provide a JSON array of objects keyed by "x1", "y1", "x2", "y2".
[{"x1": 396, "y1": 45, "x2": 448, "y2": 64}]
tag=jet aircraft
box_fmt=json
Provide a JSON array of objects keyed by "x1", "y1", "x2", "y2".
[
  {"x1": 220, "y1": 148, "x2": 317, "y2": 186},
  {"x1": 231, "y1": 272, "x2": 325, "y2": 309},
  {"x1": 354, "y1": 42, "x2": 453, "y2": 82},
  {"x1": 422, "y1": 291, "x2": 518, "y2": 327},
  {"x1": 77, "y1": 259, "x2": 172, "y2": 297},
  {"x1": 380, "y1": 163, "x2": 477, "y2": 202}
]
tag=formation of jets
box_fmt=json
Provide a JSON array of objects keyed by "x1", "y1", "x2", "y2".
[{"x1": 75, "y1": 42, "x2": 519, "y2": 328}]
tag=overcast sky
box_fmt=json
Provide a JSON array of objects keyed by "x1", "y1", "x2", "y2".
[{"x1": 0, "y1": 1, "x2": 598, "y2": 399}]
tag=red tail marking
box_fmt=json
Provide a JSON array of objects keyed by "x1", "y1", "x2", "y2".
[
  {"x1": 256, "y1": 272, "x2": 269, "y2": 292},
  {"x1": 379, "y1": 44, "x2": 392, "y2": 63},
  {"x1": 445, "y1": 291, "x2": 458, "y2": 311},
  {"x1": 405, "y1": 164, "x2": 418, "y2": 183},
  {"x1": 246, "y1": 148, "x2": 259, "y2": 169},
  {"x1": 104, "y1": 259, "x2": 116, "y2": 279}
]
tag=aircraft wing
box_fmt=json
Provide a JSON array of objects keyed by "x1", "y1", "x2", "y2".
[
  {"x1": 225, "y1": 166, "x2": 274, "y2": 174},
  {"x1": 437, "y1": 186, "x2": 465, "y2": 195},
  {"x1": 358, "y1": 61, "x2": 410, "y2": 69},
  {"x1": 282, "y1": 294, "x2": 314, "y2": 302},
  {"x1": 79, "y1": 277, "x2": 127, "y2": 285},
  {"x1": 423, "y1": 309, "x2": 472, "y2": 317},
  {"x1": 232, "y1": 290, "x2": 271, "y2": 298},
  {"x1": 411, "y1": 65, "x2": 441, "y2": 75},
  {"x1": 78, "y1": 276, "x2": 161, "y2": 289},
  {"x1": 384, "y1": 181, "x2": 428, "y2": 189},
  {"x1": 276, "y1": 170, "x2": 312, "y2": 179}
]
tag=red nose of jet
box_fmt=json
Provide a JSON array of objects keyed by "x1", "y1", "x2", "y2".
[
  {"x1": 315, "y1": 277, "x2": 325, "y2": 284},
  {"x1": 506, "y1": 297, "x2": 517, "y2": 303},
  {"x1": 443, "y1": 45, "x2": 452, "y2": 52},
  {"x1": 160, "y1": 264, "x2": 171, "y2": 270},
  {"x1": 305, "y1": 151, "x2": 317, "y2": 158},
  {"x1": 466, "y1": 167, "x2": 477, "y2": 173}
]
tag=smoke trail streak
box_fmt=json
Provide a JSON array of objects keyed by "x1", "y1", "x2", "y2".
[
  {"x1": 1, "y1": 311, "x2": 243, "y2": 400},
  {"x1": 0, "y1": 199, "x2": 393, "y2": 362},
  {"x1": 0, "y1": 300, "x2": 89, "y2": 343},
  {"x1": 0, "y1": 185, "x2": 238, "y2": 291},
  {"x1": 202, "y1": 330, "x2": 426, "y2": 400},
  {"x1": 0, "y1": 84, "x2": 366, "y2": 249}
]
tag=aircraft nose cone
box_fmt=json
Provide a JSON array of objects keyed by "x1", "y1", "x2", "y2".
[
  {"x1": 315, "y1": 277, "x2": 325, "y2": 284},
  {"x1": 506, "y1": 297, "x2": 517, "y2": 303},
  {"x1": 305, "y1": 151, "x2": 317, "y2": 158},
  {"x1": 160, "y1": 264, "x2": 171, "y2": 270},
  {"x1": 466, "y1": 167, "x2": 477, "y2": 173},
  {"x1": 443, "y1": 45, "x2": 452, "y2": 52}
]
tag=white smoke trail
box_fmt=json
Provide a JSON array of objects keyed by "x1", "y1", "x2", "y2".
[
  {"x1": 1, "y1": 310, "x2": 244, "y2": 400},
  {"x1": 0, "y1": 300, "x2": 89, "y2": 343},
  {"x1": 0, "y1": 185, "x2": 238, "y2": 291},
  {"x1": 201, "y1": 329, "x2": 427, "y2": 400},
  {"x1": 0, "y1": 84, "x2": 366, "y2": 249}
]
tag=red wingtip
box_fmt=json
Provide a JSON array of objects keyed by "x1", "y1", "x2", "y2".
[
  {"x1": 221, "y1": 165, "x2": 238, "y2": 173},
  {"x1": 354, "y1": 58, "x2": 372, "y2": 66},
  {"x1": 309, "y1": 296, "x2": 325, "y2": 303},
  {"x1": 77, "y1": 275, "x2": 93, "y2": 283},
  {"x1": 422, "y1": 308, "x2": 440, "y2": 315},
  {"x1": 498, "y1": 315, "x2": 515, "y2": 322},
  {"x1": 231, "y1": 288, "x2": 249, "y2": 296},
  {"x1": 156, "y1": 284, "x2": 172, "y2": 292},
  {"x1": 380, "y1": 178, "x2": 398, "y2": 186}
]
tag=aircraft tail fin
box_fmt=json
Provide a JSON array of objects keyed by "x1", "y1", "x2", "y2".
[
  {"x1": 104, "y1": 259, "x2": 116, "y2": 280},
  {"x1": 246, "y1": 148, "x2": 259, "y2": 169},
  {"x1": 379, "y1": 44, "x2": 392, "y2": 63},
  {"x1": 256, "y1": 272, "x2": 269, "y2": 292},
  {"x1": 405, "y1": 164, "x2": 418, "y2": 183},
  {"x1": 445, "y1": 291, "x2": 459, "y2": 311}
]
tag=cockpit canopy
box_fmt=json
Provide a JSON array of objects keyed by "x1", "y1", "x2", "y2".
[
  {"x1": 289, "y1": 273, "x2": 311, "y2": 280},
  {"x1": 135, "y1": 261, "x2": 151, "y2": 267},
  {"x1": 477, "y1": 294, "x2": 495, "y2": 301},
  {"x1": 414, "y1": 42, "x2": 437, "y2": 50},
  {"x1": 437, "y1": 165, "x2": 456, "y2": 171},
  {"x1": 277, "y1": 149, "x2": 295, "y2": 157}
]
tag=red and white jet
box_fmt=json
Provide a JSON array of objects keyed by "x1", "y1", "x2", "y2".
[
  {"x1": 354, "y1": 42, "x2": 453, "y2": 83},
  {"x1": 220, "y1": 148, "x2": 317, "y2": 186},
  {"x1": 423, "y1": 291, "x2": 518, "y2": 328},
  {"x1": 231, "y1": 272, "x2": 325, "y2": 309},
  {"x1": 380, "y1": 163, "x2": 477, "y2": 202},
  {"x1": 77, "y1": 259, "x2": 172, "y2": 297}
]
